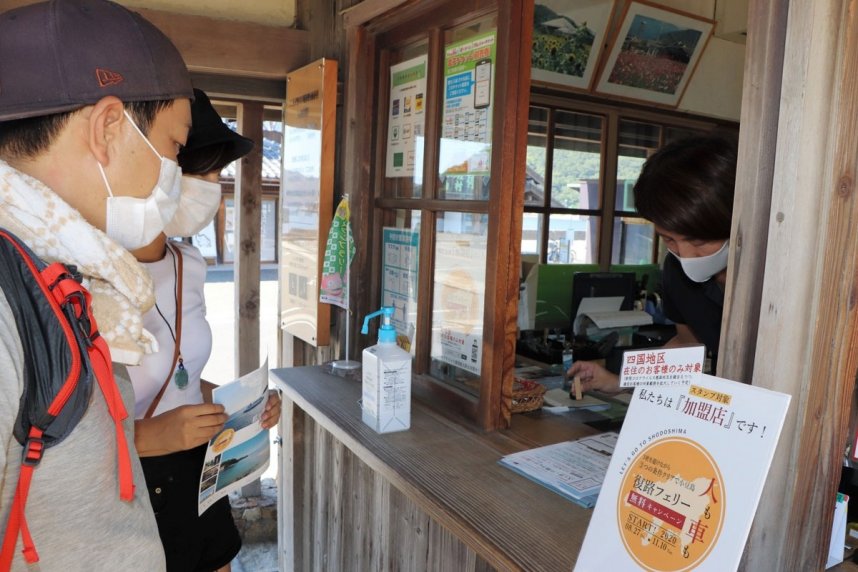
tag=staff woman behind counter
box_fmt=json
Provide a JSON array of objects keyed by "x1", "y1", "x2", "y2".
[{"x1": 568, "y1": 134, "x2": 737, "y2": 393}]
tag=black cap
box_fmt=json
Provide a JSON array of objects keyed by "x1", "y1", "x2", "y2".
[
  {"x1": 178, "y1": 89, "x2": 254, "y2": 173},
  {"x1": 0, "y1": 0, "x2": 192, "y2": 121}
]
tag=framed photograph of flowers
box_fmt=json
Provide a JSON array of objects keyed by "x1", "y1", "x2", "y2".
[
  {"x1": 531, "y1": 0, "x2": 617, "y2": 91},
  {"x1": 594, "y1": 1, "x2": 714, "y2": 106}
]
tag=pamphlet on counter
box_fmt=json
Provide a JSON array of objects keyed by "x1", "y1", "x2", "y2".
[
  {"x1": 198, "y1": 360, "x2": 272, "y2": 515},
  {"x1": 499, "y1": 432, "x2": 618, "y2": 508},
  {"x1": 575, "y1": 373, "x2": 790, "y2": 572}
]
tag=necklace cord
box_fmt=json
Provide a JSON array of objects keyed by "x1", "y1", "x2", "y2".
[{"x1": 144, "y1": 242, "x2": 184, "y2": 419}]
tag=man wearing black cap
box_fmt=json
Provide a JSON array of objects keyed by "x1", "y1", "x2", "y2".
[{"x1": 0, "y1": 0, "x2": 200, "y2": 569}]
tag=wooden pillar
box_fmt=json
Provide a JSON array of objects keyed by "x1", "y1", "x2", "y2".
[
  {"x1": 728, "y1": 0, "x2": 858, "y2": 568},
  {"x1": 278, "y1": 398, "x2": 305, "y2": 571},
  {"x1": 718, "y1": 0, "x2": 788, "y2": 383},
  {"x1": 482, "y1": 0, "x2": 533, "y2": 429},
  {"x1": 235, "y1": 100, "x2": 264, "y2": 497},
  {"x1": 235, "y1": 100, "x2": 264, "y2": 377}
]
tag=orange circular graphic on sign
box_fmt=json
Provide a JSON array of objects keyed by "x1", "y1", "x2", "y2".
[
  {"x1": 616, "y1": 437, "x2": 724, "y2": 571},
  {"x1": 212, "y1": 428, "x2": 235, "y2": 454}
]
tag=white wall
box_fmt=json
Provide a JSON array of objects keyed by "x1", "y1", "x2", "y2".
[{"x1": 679, "y1": 37, "x2": 745, "y2": 121}]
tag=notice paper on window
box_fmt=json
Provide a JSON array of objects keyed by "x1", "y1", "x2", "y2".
[{"x1": 499, "y1": 432, "x2": 618, "y2": 508}]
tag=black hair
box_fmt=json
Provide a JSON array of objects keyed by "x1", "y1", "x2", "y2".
[
  {"x1": 0, "y1": 99, "x2": 174, "y2": 159},
  {"x1": 633, "y1": 134, "x2": 737, "y2": 241},
  {"x1": 178, "y1": 143, "x2": 233, "y2": 176}
]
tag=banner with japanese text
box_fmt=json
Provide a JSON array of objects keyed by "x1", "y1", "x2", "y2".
[
  {"x1": 320, "y1": 197, "x2": 355, "y2": 309},
  {"x1": 575, "y1": 374, "x2": 790, "y2": 572}
]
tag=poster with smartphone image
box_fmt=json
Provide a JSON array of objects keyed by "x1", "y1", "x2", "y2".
[
  {"x1": 198, "y1": 360, "x2": 271, "y2": 515},
  {"x1": 441, "y1": 30, "x2": 496, "y2": 177}
]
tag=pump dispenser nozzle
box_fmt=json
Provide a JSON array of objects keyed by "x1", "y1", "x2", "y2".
[{"x1": 361, "y1": 306, "x2": 397, "y2": 344}]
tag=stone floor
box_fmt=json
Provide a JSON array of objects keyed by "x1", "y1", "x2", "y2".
[
  {"x1": 233, "y1": 541, "x2": 278, "y2": 572},
  {"x1": 230, "y1": 478, "x2": 279, "y2": 571}
]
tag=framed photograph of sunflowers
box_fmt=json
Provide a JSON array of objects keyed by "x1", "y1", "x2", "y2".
[{"x1": 531, "y1": 0, "x2": 617, "y2": 91}]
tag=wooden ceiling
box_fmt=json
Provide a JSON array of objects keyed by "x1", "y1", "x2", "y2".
[{"x1": 0, "y1": 0, "x2": 308, "y2": 79}]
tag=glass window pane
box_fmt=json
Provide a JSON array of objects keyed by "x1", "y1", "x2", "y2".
[
  {"x1": 525, "y1": 107, "x2": 549, "y2": 207},
  {"x1": 551, "y1": 110, "x2": 603, "y2": 209},
  {"x1": 547, "y1": 214, "x2": 599, "y2": 264},
  {"x1": 384, "y1": 40, "x2": 430, "y2": 199},
  {"x1": 430, "y1": 212, "x2": 488, "y2": 396},
  {"x1": 438, "y1": 17, "x2": 497, "y2": 200},
  {"x1": 223, "y1": 197, "x2": 235, "y2": 263},
  {"x1": 616, "y1": 119, "x2": 660, "y2": 213},
  {"x1": 521, "y1": 212, "x2": 543, "y2": 260},
  {"x1": 381, "y1": 210, "x2": 421, "y2": 354},
  {"x1": 261, "y1": 198, "x2": 277, "y2": 263},
  {"x1": 612, "y1": 216, "x2": 655, "y2": 265}
]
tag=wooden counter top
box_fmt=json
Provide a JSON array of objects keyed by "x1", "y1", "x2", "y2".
[{"x1": 271, "y1": 365, "x2": 598, "y2": 571}]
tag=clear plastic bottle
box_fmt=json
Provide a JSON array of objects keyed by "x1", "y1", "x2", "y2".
[{"x1": 360, "y1": 306, "x2": 411, "y2": 433}]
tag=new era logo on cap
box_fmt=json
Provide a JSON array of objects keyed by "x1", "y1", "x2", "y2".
[
  {"x1": 96, "y1": 68, "x2": 124, "y2": 87},
  {"x1": 0, "y1": 0, "x2": 193, "y2": 121}
]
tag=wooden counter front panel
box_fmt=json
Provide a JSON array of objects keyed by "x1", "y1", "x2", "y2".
[{"x1": 283, "y1": 399, "x2": 494, "y2": 571}]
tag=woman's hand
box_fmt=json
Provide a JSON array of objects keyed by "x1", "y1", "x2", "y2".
[
  {"x1": 260, "y1": 390, "x2": 282, "y2": 429},
  {"x1": 567, "y1": 360, "x2": 621, "y2": 394},
  {"x1": 135, "y1": 403, "x2": 228, "y2": 457}
]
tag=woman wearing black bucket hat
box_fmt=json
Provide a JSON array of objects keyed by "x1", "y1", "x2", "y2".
[{"x1": 128, "y1": 89, "x2": 280, "y2": 572}]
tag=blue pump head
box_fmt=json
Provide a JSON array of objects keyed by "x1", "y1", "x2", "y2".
[{"x1": 361, "y1": 306, "x2": 397, "y2": 344}]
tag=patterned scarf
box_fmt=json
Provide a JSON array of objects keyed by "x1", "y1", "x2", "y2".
[{"x1": 0, "y1": 160, "x2": 157, "y2": 365}]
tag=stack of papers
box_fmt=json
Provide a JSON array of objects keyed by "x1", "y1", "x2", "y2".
[
  {"x1": 574, "y1": 311, "x2": 652, "y2": 336},
  {"x1": 499, "y1": 432, "x2": 618, "y2": 508}
]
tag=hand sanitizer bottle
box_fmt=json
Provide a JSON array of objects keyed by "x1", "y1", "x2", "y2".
[{"x1": 360, "y1": 306, "x2": 411, "y2": 433}]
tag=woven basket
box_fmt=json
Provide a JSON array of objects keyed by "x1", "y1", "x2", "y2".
[{"x1": 510, "y1": 378, "x2": 546, "y2": 414}]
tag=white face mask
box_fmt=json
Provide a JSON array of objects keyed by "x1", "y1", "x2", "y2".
[
  {"x1": 672, "y1": 240, "x2": 729, "y2": 283},
  {"x1": 163, "y1": 176, "x2": 222, "y2": 237},
  {"x1": 97, "y1": 110, "x2": 182, "y2": 250}
]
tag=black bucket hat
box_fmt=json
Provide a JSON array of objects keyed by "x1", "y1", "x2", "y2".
[
  {"x1": 178, "y1": 89, "x2": 254, "y2": 174},
  {"x1": 0, "y1": 0, "x2": 192, "y2": 121}
]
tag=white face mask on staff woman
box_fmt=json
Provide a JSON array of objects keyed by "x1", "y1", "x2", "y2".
[
  {"x1": 97, "y1": 110, "x2": 183, "y2": 250},
  {"x1": 163, "y1": 176, "x2": 222, "y2": 237},
  {"x1": 672, "y1": 240, "x2": 729, "y2": 283}
]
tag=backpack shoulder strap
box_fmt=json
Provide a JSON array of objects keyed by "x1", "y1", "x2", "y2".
[{"x1": 0, "y1": 230, "x2": 134, "y2": 569}]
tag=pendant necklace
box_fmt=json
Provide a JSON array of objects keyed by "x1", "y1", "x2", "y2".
[{"x1": 153, "y1": 244, "x2": 188, "y2": 390}]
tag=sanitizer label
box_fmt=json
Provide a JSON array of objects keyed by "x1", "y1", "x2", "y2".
[{"x1": 362, "y1": 351, "x2": 411, "y2": 433}]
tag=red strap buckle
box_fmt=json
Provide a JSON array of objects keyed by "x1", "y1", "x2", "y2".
[{"x1": 21, "y1": 437, "x2": 44, "y2": 467}]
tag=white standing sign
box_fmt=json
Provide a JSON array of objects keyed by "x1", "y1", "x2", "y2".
[{"x1": 575, "y1": 374, "x2": 790, "y2": 572}]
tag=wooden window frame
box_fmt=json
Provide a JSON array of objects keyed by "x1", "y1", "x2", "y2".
[
  {"x1": 345, "y1": 0, "x2": 532, "y2": 430},
  {"x1": 343, "y1": 1, "x2": 735, "y2": 431}
]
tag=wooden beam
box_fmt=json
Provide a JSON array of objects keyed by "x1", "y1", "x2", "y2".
[
  {"x1": 341, "y1": 0, "x2": 414, "y2": 28},
  {"x1": 189, "y1": 73, "x2": 286, "y2": 103},
  {"x1": 136, "y1": 8, "x2": 310, "y2": 79},
  {"x1": 737, "y1": 0, "x2": 858, "y2": 569},
  {"x1": 0, "y1": 1, "x2": 309, "y2": 79}
]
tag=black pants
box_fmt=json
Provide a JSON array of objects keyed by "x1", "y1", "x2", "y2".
[{"x1": 141, "y1": 444, "x2": 242, "y2": 572}]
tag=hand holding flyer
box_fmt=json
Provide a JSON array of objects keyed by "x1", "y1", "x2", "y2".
[{"x1": 198, "y1": 360, "x2": 273, "y2": 515}]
